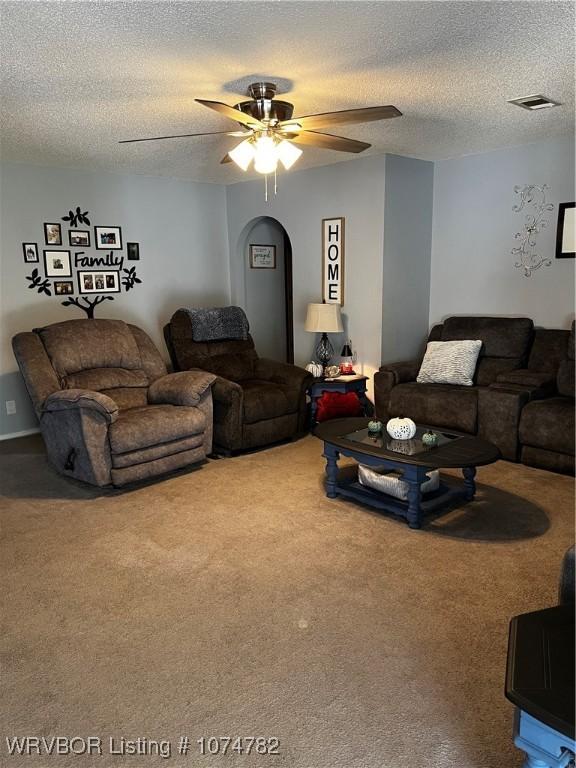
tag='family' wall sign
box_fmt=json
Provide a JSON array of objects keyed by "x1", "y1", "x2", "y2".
[{"x1": 22, "y1": 205, "x2": 142, "y2": 317}]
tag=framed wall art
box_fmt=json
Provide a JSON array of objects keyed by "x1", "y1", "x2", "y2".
[
  {"x1": 127, "y1": 242, "x2": 140, "y2": 261},
  {"x1": 53, "y1": 281, "x2": 74, "y2": 296},
  {"x1": 322, "y1": 217, "x2": 345, "y2": 305},
  {"x1": 77, "y1": 270, "x2": 120, "y2": 294},
  {"x1": 22, "y1": 243, "x2": 39, "y2": 263},
  {"x1": 69, "y1": 230, "x2": 91, "y2": 247},
  {"x1": 556, "y1": 202, "x2": 575, "y2": 259},
  {"x1": 249, "y1": 244, "x2": 276, "y2": 269},
  {"x1": 44, "y1": 223, "x2": 62, "y2": 246},
  {"x1": 44, "y1": 250, "x2": 72, "y2": 277},
  {"x1": 94, "y1": 226, "x2": 123, "y2": 250}
]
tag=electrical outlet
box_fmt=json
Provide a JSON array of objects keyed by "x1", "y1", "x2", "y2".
[{"x1": 5, "y1": 400, "x2": 16, "y2": 415}]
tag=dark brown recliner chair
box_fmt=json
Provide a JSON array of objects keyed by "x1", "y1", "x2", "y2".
[
  {"x1": 165, "y1": 307, "x2": 313, "y2": 453},
  {"x1": 13, "y1": 319, "x2": 215, "y2": 487}
]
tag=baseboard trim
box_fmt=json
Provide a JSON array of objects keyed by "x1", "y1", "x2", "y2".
[{"x1": 0, "y1": 427, "x2": 40, "y2": 441}]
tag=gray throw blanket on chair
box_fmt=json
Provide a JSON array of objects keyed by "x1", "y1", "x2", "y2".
[{"x1": 180, "y1": 306, "x2": 250, "y2": 342}]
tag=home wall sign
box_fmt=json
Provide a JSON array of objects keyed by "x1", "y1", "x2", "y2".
[
  {"x1": 322, "y1": 217, "x2": 345, "y2": 305},
  {"x1": 22, "y1": 205, "x2": 142, "y2": 318},
  {"x1": 556, "y1": 202, "x2": 575, "y2": 259},
  {"x1": 511, "y1": 185, "x2": 554, "y2": 277}
]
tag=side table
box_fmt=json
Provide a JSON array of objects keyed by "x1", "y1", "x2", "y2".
[
  {"x1": 309, "y1": 375, "x2": 373, "y2": 423},
  {"x1": 506, "y1": 604, "x2": 575, "y2": 768}
]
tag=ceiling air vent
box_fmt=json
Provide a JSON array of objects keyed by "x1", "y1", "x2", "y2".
[{"x1": 508, "y1": 94, "x2": 560, "y2": 111}]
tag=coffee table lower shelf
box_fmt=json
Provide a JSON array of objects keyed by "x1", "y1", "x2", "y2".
[{"x1": 332, "y1": 468, "x2": 470, "y2": 527}]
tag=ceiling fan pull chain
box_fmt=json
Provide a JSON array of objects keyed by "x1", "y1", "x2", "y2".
[
  {"x1": 274, "y1": 168, "x2": 277, "y2": 196},
  {"x1": 265, "y1": 174, "x2": 268, "y2": 202}
]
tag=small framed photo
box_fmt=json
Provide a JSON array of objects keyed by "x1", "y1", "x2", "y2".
[
  {"x1": 44, "y1": 223, "x2": 62, "y2": 246},
  {"x1": 126, "y1": 242, "x2": 140, "y2": 261},
  {"x1": 94, "y1": 226, "x2": 123, "y2": 250},
  {"x1": 556, "y1": 202, "x2": 575, "y2": 259},
  {"x1": 44, "y1": 250, "x2": 72, "y2": 277},
  {"x1": 22, "y1": 243, "x2": 39, "y2": 263},
  {"x1": 78, "y1": 270, "x2": 120, "y2": 294},
  {"x1": 249, "y1": 244, "x2": 276, "y2": 269},
  {"x1": 53, "y1": 280, "x2": 74, "y2": 296},
  {"x1": 69, "y1": 230, "x2": 91, "y2": 247}
]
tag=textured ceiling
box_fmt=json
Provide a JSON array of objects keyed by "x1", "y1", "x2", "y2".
[{"x1": 1, "y1": 1, "x2": 574, "y2": 184}]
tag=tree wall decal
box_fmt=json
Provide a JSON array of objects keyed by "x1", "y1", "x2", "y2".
[
  {"x1": 62, "y1": 206, "x2": 91, "y2": 227},
  {"x1": 61, "y1": 295, "x2": 114, "y2": 319},
  {"x1": 26, "y1": 268, "x2": 52, "y2": 296},
  {"x1": 22, "y1": 204, "x2": 143, "y2": 318}
]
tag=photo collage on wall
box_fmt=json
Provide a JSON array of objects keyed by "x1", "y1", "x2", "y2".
[{"x1": 22, "y1": 206, "x2": 142, "y2": 317}]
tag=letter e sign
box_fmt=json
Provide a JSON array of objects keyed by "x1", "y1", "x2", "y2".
[{"x1": 322, "y1": 217, "x2": 345, "y2": 305}]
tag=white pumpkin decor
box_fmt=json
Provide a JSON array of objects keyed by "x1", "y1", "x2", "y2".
[
  {"x1": 305, "y1": 361, "x2": 324, "y2": 378},
  {"x1": 386, "y1": 416, "x2": 417, "y2": 440}
]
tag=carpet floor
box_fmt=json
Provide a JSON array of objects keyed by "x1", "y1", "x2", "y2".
[{"x1": 1, "y1": 433, "x2": 574, "y2": 768}]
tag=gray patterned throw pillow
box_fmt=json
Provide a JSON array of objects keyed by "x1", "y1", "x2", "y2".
[{"x1": 417, "y1": 340, "x2": 482, "y2": 386}]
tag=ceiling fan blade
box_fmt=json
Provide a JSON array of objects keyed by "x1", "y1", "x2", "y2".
[
  {"x1": 195, "y1": 99, "x2": 266, "y2": 129},
  {"x1": 280, "y1": 105, "x2": 401, "y2": 131},
  {"x1": 289, "y1": 130, "x2": 371, "y2": 153},
  {"x1": 220, "y1": 154, "x2": 232, "y2": 164},
  {"x1": 119, "y1": 130, "x2": 238, "y2": 144}
]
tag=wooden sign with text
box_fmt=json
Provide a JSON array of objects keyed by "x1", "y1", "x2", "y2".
[{"x1": 322, "y1": 217, "x2": 345, "y2": 305}]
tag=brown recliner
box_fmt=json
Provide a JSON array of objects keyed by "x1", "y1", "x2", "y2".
[
  {"x1": 12, "y1": 319, "x2": 215, "y2": 487},
  {"x1": 165, "y1": 307, "x2": 313, "y2": 453}
]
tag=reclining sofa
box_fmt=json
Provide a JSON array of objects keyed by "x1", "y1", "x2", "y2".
[
  {"x1": 13, "y1": 319, "x2": 215, "y2": 487},
  {"x1": 374, "y1": 316, "x2": 574, "y2": 474}
]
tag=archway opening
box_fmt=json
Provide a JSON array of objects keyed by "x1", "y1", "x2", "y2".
[{"x1": 237, "y1": 216, "x2": 294, "y2": 364}]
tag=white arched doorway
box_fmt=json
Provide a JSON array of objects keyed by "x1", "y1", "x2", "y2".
[{"x1": 236, "y1": 216, "x2": 293, "y2": 363}]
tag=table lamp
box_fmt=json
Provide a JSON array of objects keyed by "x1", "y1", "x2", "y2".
[{"x1": 305, "y1": 302, "x2": 343, "y2": 371}]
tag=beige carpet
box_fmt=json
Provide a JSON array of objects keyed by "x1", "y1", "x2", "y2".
[{"x1": 1, "y1": 434, "x2": 574, "y2": 768}]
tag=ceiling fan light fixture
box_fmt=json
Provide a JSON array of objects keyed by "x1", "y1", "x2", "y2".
[
  {"x1": 277, "y1": 140, "x2": 302, "y2": 170},
  {"x1": 253, "y1": 135, "x2": 279, "y2": 175},
  {"x1": 228, "y1": 138, "x2": 255, "y2": 171}
]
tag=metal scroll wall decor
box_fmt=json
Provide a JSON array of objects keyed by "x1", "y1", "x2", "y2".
[
  {"x1": 511, "y1": 185, "x2": 554, "y2": 277},
  {"x1": 22, "y1": 205, "x2": 142, "y2": 318}
]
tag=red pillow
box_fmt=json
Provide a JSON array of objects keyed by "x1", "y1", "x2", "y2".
[{"x1": 316, "y1": 391, "x2": 363, "y2": 422}]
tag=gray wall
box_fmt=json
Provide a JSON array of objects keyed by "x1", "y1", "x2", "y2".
[
  {"x1": 2, "y1": 136, "x2": 570, "y2": 437},
  {"x1": 226, "y1": 156, "x2": 387, "y2": 398},
  {"x1": 0, "y1": 162, "x2": 230, "y2": 437},
  {"x1": 382, "y1": 154, "x2": 434, "y2": 363},
  {"x1": 243, "y1": 218, "x2": 286, "y2": 362},
  {"x1": 430, "y1": 136, "x2": 575, "y2": 329}
]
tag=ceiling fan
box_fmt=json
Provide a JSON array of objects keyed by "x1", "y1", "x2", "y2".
[{"x1": 119, "y1": 82, "x2": 402, "y2": 181}]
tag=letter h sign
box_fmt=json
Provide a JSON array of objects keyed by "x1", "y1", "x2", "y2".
[{"x1": 322, "y1": 217, "x2": 345, "y2": 305}]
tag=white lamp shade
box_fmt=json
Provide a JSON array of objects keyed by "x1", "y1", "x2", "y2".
[
  {"x1": 229, "y1": 139, "x2": 255, "y2": 171},
  {"x1": 277, "y1": 140, "x2": 302, "y2": 170},
  {"x1": 305, "y1": 302, "x2": 343, "y2": 333}
]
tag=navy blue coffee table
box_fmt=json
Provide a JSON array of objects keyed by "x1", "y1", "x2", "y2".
[{"x1": 313, "y1": 417, "x2": 500, "y2": 529}]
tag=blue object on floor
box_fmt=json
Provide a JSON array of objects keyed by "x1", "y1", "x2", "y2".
[{"x1": 513, "y1": 710, "x2": 575, "y2": 768}]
